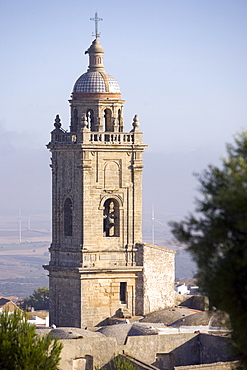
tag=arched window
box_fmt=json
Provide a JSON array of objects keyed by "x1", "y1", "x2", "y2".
[
  {"x1": 118, "y1": 109, "x2": 123, "y2": 132},
  {"x1": 86, "y1": 109, "x2": 94, "y2": 131},
  {"x1": 64, "y1": 198, "x2": 72, "y2": 236},
  {"x1": 104, "y1": 109, "x2": 112, "y2": 132},
  {"x1": 72, "y1": 108, "x2": 78, "y2": 132},
  {"x1": 103, "y1": 198, "x2": 119, "y2": 237}
]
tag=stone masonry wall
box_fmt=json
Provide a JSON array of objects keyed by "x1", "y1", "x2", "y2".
[
  {"x1": 136, "y1": 243, "x2": 175, "y2": 315},
  {"x1": 49, "y1": 270, "x2": 82, "y2": 328},
  {"x1": 56, "y1": 333, "x2": 236, "y2": 370},
  {"x1": 80, "y1": 270, "x2": 139, "y2": 327}
]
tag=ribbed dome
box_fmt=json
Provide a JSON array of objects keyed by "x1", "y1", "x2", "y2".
[{"x1": 73, "y1": 71, "x2": 121, "y2": 93}]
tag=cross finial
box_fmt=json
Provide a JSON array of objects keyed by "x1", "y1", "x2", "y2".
[{"x1": 90, "y1": 12, "x2": 103, "y2": 39}]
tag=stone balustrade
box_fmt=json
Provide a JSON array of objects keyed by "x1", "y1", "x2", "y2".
[
  {"x1": 90, "y1": 132, "x2": 134, "y2": 144},
  {"x1": 51, "y1": 131, "x2": 135, "y2": 145}
]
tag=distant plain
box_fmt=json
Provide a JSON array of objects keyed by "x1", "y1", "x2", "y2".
[{"x1": 0, "y1": 210, "x2": 196, "y2": 298}]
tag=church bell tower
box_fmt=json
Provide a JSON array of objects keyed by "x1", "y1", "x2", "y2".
[{"x1": 45, "y1": 21, "x2": 147, "y2": 327}]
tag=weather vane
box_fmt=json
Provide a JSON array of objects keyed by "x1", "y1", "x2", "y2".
[{"x1": 90, "y1": 12, "x2": 103, "y2": 38}]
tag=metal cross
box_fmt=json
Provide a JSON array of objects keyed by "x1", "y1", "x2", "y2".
[{"x1": 90, "y1": 12, "x2": 103, "y2": 38}]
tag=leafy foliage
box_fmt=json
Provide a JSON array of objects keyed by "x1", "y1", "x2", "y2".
[
  {"x1": 21, "y1": 286, "x2": 49, "y2": 310},
  {"x1": 170, "y1": 131, "x2": 247, "y2": 367},
  {"x1": 0, "y1": 309, "x2": 62, "y2": 370},
  {"x1": 96, "y1": 355, "x2": 137, "y2": 370}
]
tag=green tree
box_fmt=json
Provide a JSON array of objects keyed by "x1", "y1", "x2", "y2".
[
  {"x1": 96, "y1": 355, "x2": 137, "y2": 370},
  {"x1": 22, "y1": 287, "x2": 49, "y2": 310},
  {"x1": 0, "y1": 309, "x2": 62, "y2": 370},
  {"x1": 170, "y1": 131, "x2": 247, "y2": 367}
]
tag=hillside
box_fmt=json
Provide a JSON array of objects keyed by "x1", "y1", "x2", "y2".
[{"x1": 0, "y1": 241, "x2": 49, "y2": 298}]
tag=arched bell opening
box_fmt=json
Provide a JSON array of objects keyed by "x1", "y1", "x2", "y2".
[
  {"x1": 104, "y1": 109, "x2": 112, "y2": 132},
  {"x1": 118, "y1": 109, "x2": 123, "y2": 132},
  {"x1": 64, "y1": 198, "x2": 73, "y2": 236},
  {"x1": 86, "y1": 109, "x2": 95, "y2": 131},
  {"x1": 103, "y1": 198, "x2": 119, "y2": 237},
  {"x1": 71, "y1": 108, "x2": 78, "y2": 132}
]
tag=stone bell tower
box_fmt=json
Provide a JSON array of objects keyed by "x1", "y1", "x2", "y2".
[{"x1": 45, "y1": 29, "x2": 148, "y2": 327}]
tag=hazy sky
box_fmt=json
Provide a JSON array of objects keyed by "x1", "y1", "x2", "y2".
[{"x1": 0, "y1": 1, "x2": 247, "y2": 228}]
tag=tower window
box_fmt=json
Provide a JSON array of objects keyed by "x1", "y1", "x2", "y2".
[
  {"x1": 73, "y1": 108, "x2": 78, "y2": 132},
  {"x1": 118, "y1": 109, "x2": 123, "y2": 132},
  {"x1": 86, "y1": 109, "x2": 94, "y2": 131},
  {"x1": 103, "y1": 198, "x2": 119, "y2": 237},
  {"x1": 120, "y1": 282, "x2": 127, "y2": 304},
  {"x1": 104, "y1": 109, "x2": 112, "y2": 132},
  {"x1": 64, "y1": 198, "x2": 72, "y2": 236}
]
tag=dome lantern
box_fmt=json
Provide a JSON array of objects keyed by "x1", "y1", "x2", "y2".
[
  {"x1": 86, "y1": 38, "x2": 105, "y2": 72},
  {"x1": 73, "y1": 38, "x2": 121, "y2": 95}
]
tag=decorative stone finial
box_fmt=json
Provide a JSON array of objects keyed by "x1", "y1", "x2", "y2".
[
  {"x1": 54, "y1": 114, "x2": 61, "y2": 129},
  {"x1": 132, "y1": 115, "x2": 140, "y2": 131}
]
